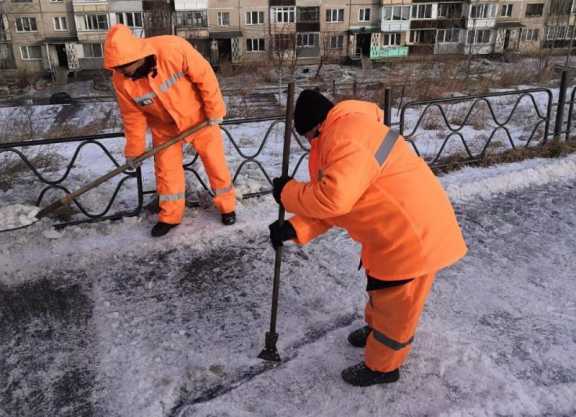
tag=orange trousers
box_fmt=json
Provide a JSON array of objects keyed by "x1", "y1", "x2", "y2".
[
  {"x1": 364, "y1": 272, "x2": 436, "y2": 372},
  {"x1": 152, "y1": 124, "x2": 236, "y2": 224}
]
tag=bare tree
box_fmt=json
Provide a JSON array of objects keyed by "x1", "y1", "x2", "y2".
[
  {"x1": 314, "y1": 32, "x2": 347, "y2": 79},
  {"x1": 268, "y1": 26, "x2": 298, "y2": 99}
]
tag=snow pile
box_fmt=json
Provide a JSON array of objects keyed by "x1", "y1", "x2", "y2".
[
  {"x1": 442, "y1": 153, "x2": 576, "y2": 203},
  {"x1": 0, "y1": 204, "x2": 39, "y2": 231}
]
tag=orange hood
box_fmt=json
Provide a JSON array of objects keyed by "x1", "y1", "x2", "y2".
[
  {"x1": 103, "y1": 24, "x2": 155, "y2": 69},
  {"x1": 320, "y1": 100, "x2": 384, "y2": 132}
]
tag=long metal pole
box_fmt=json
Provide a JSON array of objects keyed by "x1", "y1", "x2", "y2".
[
  {"x1": 258, "y1": 82, "x2": 295, "y2": 362},
  {"x1": 553, "y1": 69, "x2": 568, "y2": 142}
]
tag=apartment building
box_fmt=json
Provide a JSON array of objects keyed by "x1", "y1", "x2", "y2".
[
  {"x1": 0, "y1": 0, "x2": 17, "y2": 69},
  {"x1": 2, "y1": 0, "x2": 143, "y2": 74},
  {"x1": 1, "y1": 0, "x2": 575, "y2": 76}
]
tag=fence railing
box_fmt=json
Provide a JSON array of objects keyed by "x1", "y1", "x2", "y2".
[
  {"x1": 1, "y1": 71, "x2": 575, "y2": 229},
  {"x1": 0, "y1": 133, "x2": 143, "y2": 227},
  {"x1": 399, "y1": 88, "x2": 553, "y2": 165}
]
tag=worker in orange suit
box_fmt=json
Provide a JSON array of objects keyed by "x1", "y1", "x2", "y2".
[
  {"x1": 269, "y1": 90, "x2": 468, "y2": 386},
  {"x1": 103, "y1": 24, "x2": 236, "y2": 237}
]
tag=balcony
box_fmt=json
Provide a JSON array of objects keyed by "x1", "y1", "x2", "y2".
[
  {"x1": 297, "y1": 7, "x2": 320, "y2": 32},
  {"x1": 382, "y1": 21, "x2": 410, "y2": 32},
  {"x1": 466, "y1": 18, "x2": 496, "y2": 29},
  {"x1": 270, "y1": 0, "x2": 295, "y2": 6},
  {"x1": 410, "y1": 18, "x2": 466, "y2": 29},
  {"x1": 175, "y1": 10, "x2": 207, "y2": 29}
]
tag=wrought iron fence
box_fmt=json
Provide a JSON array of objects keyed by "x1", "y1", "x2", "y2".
[
  {"x1": 399, "y1": 88, "x2": 553, "y2": 165},
  {"x1": 2, "y1": 76, "x2": 575, "y2": 229},
  {"x1": 0, "y1": 133, "x2": 143, "y2": 227}
]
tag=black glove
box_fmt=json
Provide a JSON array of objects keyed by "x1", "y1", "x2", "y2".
[
  {"x1": 268, "y1": 220, "x2": 297, "y2": 249},
  {"x1": 272, "y1": 176, "x2": 292, "y2": 205}
]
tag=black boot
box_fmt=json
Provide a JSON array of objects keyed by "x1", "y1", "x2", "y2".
[
  {"x1": 341, "y1": 363, "x2": 400, "y2": 387},
  {"x1": 221, "y1": 211, "x2": 236, "y2": 226},
  {"x1": 150, "y1": 222, "x2": 178, "y2": 237},
  {"x1": 347, "y1": 326, "x2": 371, "y2": 348}
]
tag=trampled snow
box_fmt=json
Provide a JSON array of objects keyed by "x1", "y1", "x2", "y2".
[
  {"x1": 0, "y1": 204, "x2": 39, "y2": 232},
  {"x1": 1, "y1": 151, "x2": 576, "y2": 417}
]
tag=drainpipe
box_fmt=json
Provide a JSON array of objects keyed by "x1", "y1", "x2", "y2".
[{"x1": 45, "y1": 43, "x2": 55, "y2": 82}]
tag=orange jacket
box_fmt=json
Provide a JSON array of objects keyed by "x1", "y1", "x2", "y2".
[
  {"x1": 282, "y1": 100, "x2": 467, "y2": 280},
  {"x1": 103, "y1": 24, "x2": 226, "y2": 158}
]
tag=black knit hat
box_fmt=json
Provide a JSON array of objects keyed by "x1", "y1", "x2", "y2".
[{"x1": 294, "y1": 89, "x2": 334, "y2": 135}]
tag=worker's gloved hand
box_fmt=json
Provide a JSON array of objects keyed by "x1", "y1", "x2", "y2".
[
  {"x1": 207, "y1": 119, "x2": 223, "y2": 126},
  {"x1": 272, "y1": 176, "x2": 292, "y2": 205},
  {"x1": 268, "y1": 220, "x2": 297, "y2": 249}
]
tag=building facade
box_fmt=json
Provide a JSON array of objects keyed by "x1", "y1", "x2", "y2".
[{"x1": 1, "y1": 0, "x2": 575, "y2": 75}]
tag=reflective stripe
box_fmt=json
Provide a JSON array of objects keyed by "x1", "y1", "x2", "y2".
[
  {"x1": 372, "y1": 328, "x2": 414, "y2": 351},
  {"x1": 159, "y1": 192, "x2": 185, "y2": 202},
  {"x1": 213, "y1": 185, "x2": 233, "y2": 196},
  {"x1": 375, "y1": 129, "x2": 400, "y2": 166},
  {"x1": 159, "y1": 71, "x2": 185, "y2": 92},
  {"x1": 134, "y1": 91, "x2": 157, "y2": 106}
]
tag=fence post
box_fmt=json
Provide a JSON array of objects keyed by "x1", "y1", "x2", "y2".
[
  {"x1": 383, "y1": 88, "x2": 392, "y2": 126},
  {"x1": 554, "y1": 69, "x2": 568, "y2": 142}
]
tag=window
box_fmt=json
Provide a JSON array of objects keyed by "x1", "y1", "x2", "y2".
[
  {"x1": 273, "y1": 34, "x2": 294, "y2": 50},
  {"x1": 470, "y1": 4, "x2": 496, "y2": 18},
  {"x1": 545, "y1": 26, "x2": 571, "y2": 40},
  {"x1": 83, "y1": 43, "x2": 103, "y2": 58},
  {"x1": 53, "y1": 16, "x2": 68, "y2": 31},
  {"x1": 15, "y1": 17, "x2": 37, "y2": 32},
  {"x1": 383, "y1": 33, "x2": 401, "y2": 46},
  {"x1": 176, "y1": 11, "x2": 207, "y2": 27},
  {"x1": 523, "y1": 28, "x2": 539, "y2": 41},
  {"x1": 328, "y1": 34, "x2": 344, "y2": 49},
  {"x1": 549, "y1": 0, "x2": 572, "y2": 15},
  {"x1": 359, "y1": 8, "x2": 371, "y2": 22},
  {"x1": 500, "y1": 4, "x2": 513, "y2": 17},
  {"x1": 83, "y1": 14, "x2": 108, "y2": 31},
  {"x1": 409, "y1": 30, "x2": 436, "y2": 44},
  {"x1": 49, "y1": 0, "x2": 64, "y2": 2},
  {"x1": 298, "y1": 7, "x2": 319, "y2": 23},
  {"x1": 296, "y1": 32, "x2": 317, "y2": 48},
  {"x1": 246, "y1": 11, "x2": 264, "y2": 25},
  {"x1": 438, "y1": 3, "x2": 462, "y2": 18},
  {"x1": 326, "y1": 8, "x2": 344, "y2": 23},
  {"x1": 246, "y1": 38, "x2": 265, "y2": 52},
  {"x1": 437, "y1": 28, "x2": 460, "y2": 43},
  {"x1": 467, "y1": 29, "x2": 491, "y2": 43},
  {"x1": 217, "y1": 11, "x2": 230, "y2": 26},
  {"x1": 411, "y1": 4, "x2": 433, "y2": 19},
  {"x1": 116, "y1": 12, "x2": 143, "y2": 28},
  {"x1": 20, "y1": 45, "x2": 41, "y2": 60},
  {"x1": 271, "y1": 7, "x2": 295, "y2": 23},
  {"x1": 525, "y1": 4, "x2": 544, "y2": 17},
  {"x1": 12, "y1": 0, "x2": 33, "y2": 3},
  {"x1": 382, "y1": 6, "x2": 411, "y2": 21}
]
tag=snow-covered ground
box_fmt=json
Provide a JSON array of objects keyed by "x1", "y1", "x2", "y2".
[{"x1": 1, "y1": 150, "x2": 576, "y2": 417}]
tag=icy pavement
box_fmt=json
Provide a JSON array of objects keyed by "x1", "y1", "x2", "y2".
[{"x1": 1, "y1": 156, "x2": 576, "y2": 417}]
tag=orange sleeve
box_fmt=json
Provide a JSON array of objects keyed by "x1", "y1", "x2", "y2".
[
  {"x1": 282, "y1": 136, "x2": 379, "y2": 219},
  {"x1": 288, "y1": 215, "x2": 332, "y2": 245},
  {"x1": 181, "y1": 42, "x2": 226, "y2": 121},
  {"x1": 114, "y1": 80, "x2": 148, "y2": 158}
]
